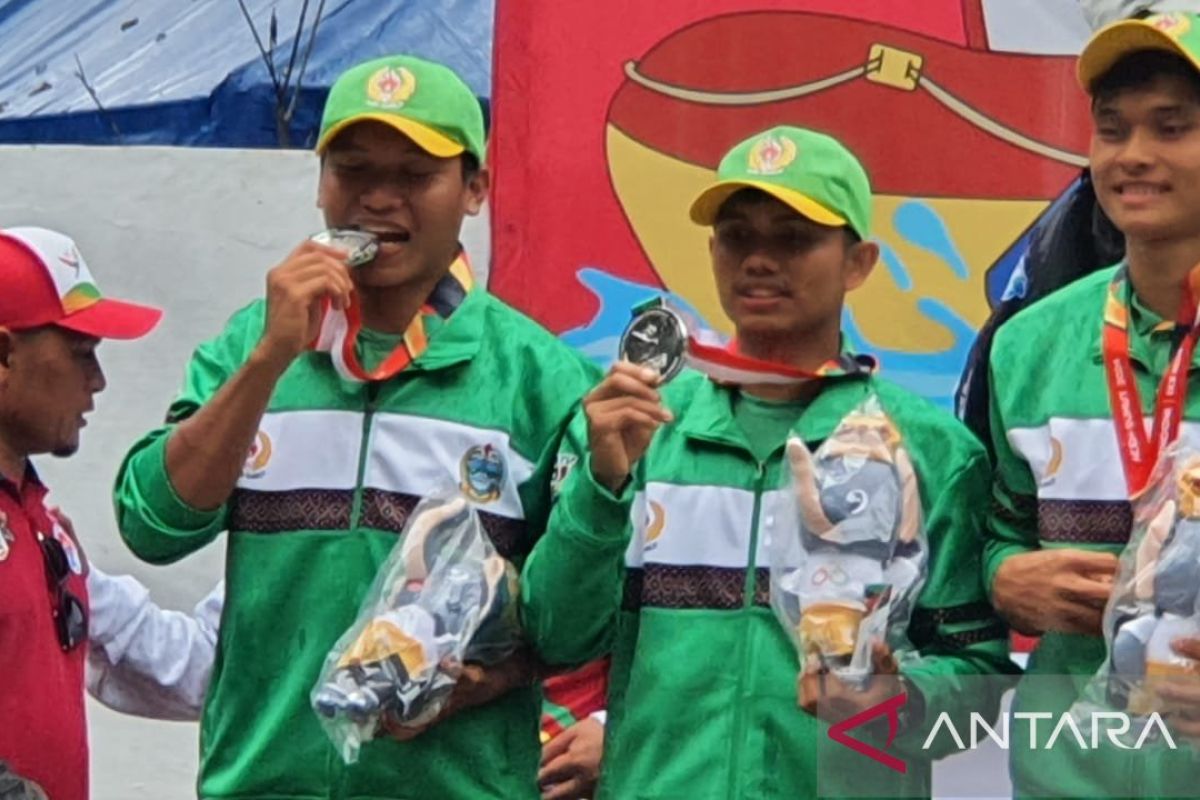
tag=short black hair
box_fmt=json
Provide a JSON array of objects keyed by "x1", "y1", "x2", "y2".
[
  {"x1": 1090, "y1": 49, "x2": 1200, "y2": 107},
  {"x1": 319, "y1": 148, "x2": 481, "y2": 183},
  {"x1": 715, "y1": 187, "x2": 860, "y2": 245},
  {"x1": 461, "y1": 152, "x2": 480, "y2": 181}
]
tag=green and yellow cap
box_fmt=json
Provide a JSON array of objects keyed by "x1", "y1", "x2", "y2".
[
  {"x1": 1078, "y1": 12, "x2": 1200, "y2": 92},
  {"x1": 689, "y1": 125, "x2": 872, "y2": 239},
  {"x1": 316, "y1": 54, "x2": 486, "y2": 162}
]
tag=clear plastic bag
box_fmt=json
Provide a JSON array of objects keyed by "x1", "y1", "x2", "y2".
[
  {"x1": 769, "y1": 396, "x2": 927, "y2": 683},
  {"x1": 1082, "y1": 445, "x2": 1200, "y2": 722},
  {"x1": 311, "y1": 495, "x2": 521, "y2": 762}
]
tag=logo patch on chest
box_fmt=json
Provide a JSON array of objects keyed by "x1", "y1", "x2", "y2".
[{"x1": 460, "y1": 444, "x2": 505, "y2": 503}]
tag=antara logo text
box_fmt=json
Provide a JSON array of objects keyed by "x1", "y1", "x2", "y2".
[{"x1": 827, "y1": 694, "x2": 1178, "y2": 775}]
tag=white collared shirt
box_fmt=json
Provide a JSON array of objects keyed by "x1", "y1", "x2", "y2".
[{"x1": 85, "y1": 568, "x2": 223, "y2": 721}]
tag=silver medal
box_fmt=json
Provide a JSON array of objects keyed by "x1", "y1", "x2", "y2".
[
  {"x1": 619, "y1": 300, "x2": 688, "y2": 383},
  {"x1": 310, "y1": 228, "x2": 379, "y2": 267}
]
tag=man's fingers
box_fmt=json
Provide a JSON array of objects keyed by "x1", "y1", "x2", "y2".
[
  {"x1": 275, "y1": 263, "x2": 352, "y2": 305},
  {"x1": 382, "y1": 714, "x2": 428, "y2": 741},
  {"x1": 537, "y1": 751, "x2": 576, "y2": 785},
  {"x1": 1172, "y1": 638, "x2": 1200, "y2": 662},
  {"x1": 287, "y1": 273, "x2": 354, "y2": 310},
  {"x1": 1057, "y1": 575, "x2": 1114, "y2": 609},
  {"x1": 610, "y1": 359, "x2": 663, "y2": 384},
  {"x1": 300, "y1": 259, "x2": 356, "y2": 294},
  {"x1": 799, "y1": 669, "x2": 823, "y2": 713},
  {"x1": 541, "y1": 776, "x2": 586, "y2": 800},
  {"x1": 1168, "y1": 716, "x2": 1200, "y2": 740},
  {"x1": 387, "y1": 727, "x2": 423, "y2": 742},
  {"x1": 1053, "y1": 604, "x2": 1105, "y2": 636},
  {"x1": 587, "y1": 371, "x2": 663, "y2": 406},
  {"x1": 277, "y1": 256, "x2": 355, "y2": 299},
  {"x1": 277, "y1": 253, "x2": 353, "y2": 283},
  {"x1": 871, "y1": 642, "x2": 899, "y2": 675},
  {"x1": 1157, "y1": 675, "x2": 1200, "y2": 707},
  {"x1": 290, "y1": 238, "x2": 355, "y2": 262},
  {"x1": 540, "y1": 730, "x2": 574, "y2": 765},
  {"x1": 1060, "y1": 550, "x2": 1120, "y2": 577},
  {"x1": 588, "y1": 396, "x2": 673, "y2": 426}
]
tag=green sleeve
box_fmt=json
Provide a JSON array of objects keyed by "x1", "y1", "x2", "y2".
[
  {"x1": 982, "y1": 356, "x2": 1041, "y2": 596},
  {"x1": 113, "y1": 303, "x2": 262, "y2": 564},
  {"x1": 520, "y1": 407, "x2": 634, "y2": 667},
  {"x1": 894, "y1": 450, "x2": 1020, "y2": 760}
]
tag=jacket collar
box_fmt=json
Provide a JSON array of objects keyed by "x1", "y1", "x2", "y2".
[{"x1": 677, "y1": 371, "x2": 873, "y2": 455}]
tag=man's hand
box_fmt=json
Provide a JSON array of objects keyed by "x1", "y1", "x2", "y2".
[
  {"x1": 255, "y1": 240, "x2": 355, "y2": 368},
  {"x1": 585, "y1": 362, "x2": 672, "y2": 493},
  {"x1": 992, "y1": 549, "x2": 1118, "y2": 636},
  {"x1": 798, "y1": 642, "x2": 903, "y2": 722},
  {"x1": 384, "y1": 648, "x2": 537, "y2": 741},
  {"x1": 1156, "y1": 637, "x2": 1200, "y2": 741},
  {"x1": 539, "y1": 717, "x2": 604, "y2": 800}
]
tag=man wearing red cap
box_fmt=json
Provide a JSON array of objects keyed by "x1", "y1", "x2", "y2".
[{"x1": 0, "y1": 226, "x2": 160, "y2": 800}]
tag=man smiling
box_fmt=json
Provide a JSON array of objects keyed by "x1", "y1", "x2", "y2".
[{"x1": 986, "y1": 12, "x2": 1200, "y2": 798}]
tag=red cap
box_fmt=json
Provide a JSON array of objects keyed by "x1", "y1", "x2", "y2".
[{"x1": 0, "y1": 227, "x2": 161, "y2": 339}]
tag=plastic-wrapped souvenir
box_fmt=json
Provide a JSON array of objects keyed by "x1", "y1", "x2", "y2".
[
  {"x1": 770, "y1": 396, "x2": 927, "y2": 682},
  {"x1": 312, "y1": 495, "x2": 520, "y2": 762},
  {"x1": 1086, "y1": 448, "x2": 1200, "y2": 718}
]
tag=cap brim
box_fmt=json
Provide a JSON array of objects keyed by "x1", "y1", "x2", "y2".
[
  {"x1": 1078, "y1": 20, "x2": 1200, "y2": 91},
  {"x1": 689, "y1": 179, "x2": 848, "y2": 229},
  {"x1": 316, "y1": 113, "x2": 465, "y2": 158},
  {"x1": 56, "y1": 298, "x2": 162, "y2": 340}
]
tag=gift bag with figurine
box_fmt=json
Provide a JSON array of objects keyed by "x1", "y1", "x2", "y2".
[
  {"x1": 312, "y1": 495, "x2": 521, "y2": 763},
  {"x1": 769, "y1": 396, "x2": 928, "y2": 683},
  {"x1": 1082, "y1": 444, "x2": 1200, "y2": 719}
]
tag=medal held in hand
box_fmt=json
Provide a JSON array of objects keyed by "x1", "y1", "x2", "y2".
[
  {"x1": 310, "y1": 228, "x2": 379, "y2": 267},
  {"x1": 618, "y1": 297, "x2": 688, "y2": 383}
]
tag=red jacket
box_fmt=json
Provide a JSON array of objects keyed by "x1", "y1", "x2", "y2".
[{"x1": 0, "y1": 466, "x2": 89, "y2": 800}]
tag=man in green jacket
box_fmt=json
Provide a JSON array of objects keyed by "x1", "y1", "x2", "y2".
[
  {"x1": 531, "y1": 125, "x2": 1016, "y2": 799},
  {"x1": 114, "y1": 55, "x2": 604, "y2": 800},
  {"x1": 986, "y1": 13, "x2": 1200, "y2": 799}
]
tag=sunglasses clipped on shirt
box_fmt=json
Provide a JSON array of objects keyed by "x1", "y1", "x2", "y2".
[{"x1": 37, "y1": 531, "x2": 87, "y2": 651}]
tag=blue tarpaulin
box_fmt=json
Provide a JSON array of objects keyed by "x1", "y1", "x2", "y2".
[{"x1": 0, "y1": 0, "x2": 493, "y2": 148}]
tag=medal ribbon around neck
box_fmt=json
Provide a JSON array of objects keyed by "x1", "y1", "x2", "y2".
[
  {"x1": 686, "y1": 329, "x2": 875, "y2": 386},
  {"x1": 313, "y1": 254, "x2": 473, "y2": 383},
  {"x1": 1102, "y1": 265, "x2": 1200, "y2": 498}
]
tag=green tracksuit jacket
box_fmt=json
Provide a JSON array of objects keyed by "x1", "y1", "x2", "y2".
[
  {"x1": 988, "y1": 265, "x2": 1200, "y2": 799},
  {"x1": 540, "y1": 369, "x2": 1016, "y2": 799},
  {"x1": 114, "y1": 287, "x2": 605, "y2": 800}
]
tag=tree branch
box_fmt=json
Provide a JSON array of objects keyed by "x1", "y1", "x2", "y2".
[
  {"x1": 73, "y1": 53, "x2": 120, "y2": 138},
  {"x1": 281, "y1": 0, "x2": 309, "y2": 96},
  {"x1": 236, "y1": 0, "x2": 281, "y2": 95},
  {"x1": 284, "y1": 0, "x2": 327, "y2": 125}
]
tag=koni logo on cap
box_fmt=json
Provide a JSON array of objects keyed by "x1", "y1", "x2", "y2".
[
  {"x1": 367, "y1": 66, "x2": 417, "y2": 109},
  {"x1": 1152, "y1": 13, "x2": 1192, "y2": 37},
  {"x1": 747, "y1": 134, "x2": 797, "y2": 176}
]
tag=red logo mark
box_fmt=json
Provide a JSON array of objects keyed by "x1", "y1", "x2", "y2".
[{"x1": 827, "y1": 693, "x2": 908, "y2": 774}]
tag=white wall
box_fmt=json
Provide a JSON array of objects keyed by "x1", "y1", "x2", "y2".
[{"x1": 0, "y1": 144, "x2": 489, "y2": 799}]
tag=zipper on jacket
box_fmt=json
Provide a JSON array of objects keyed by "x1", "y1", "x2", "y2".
[
  {"x1": 331, "y1": 384, "x2": 379, "y2": 798},
  {"x1": 348, "y1": 382, "x2": 381, "y2": 531},
  {"x1": 726, "y1": 459, "x2": 768, "y2": 800}
]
